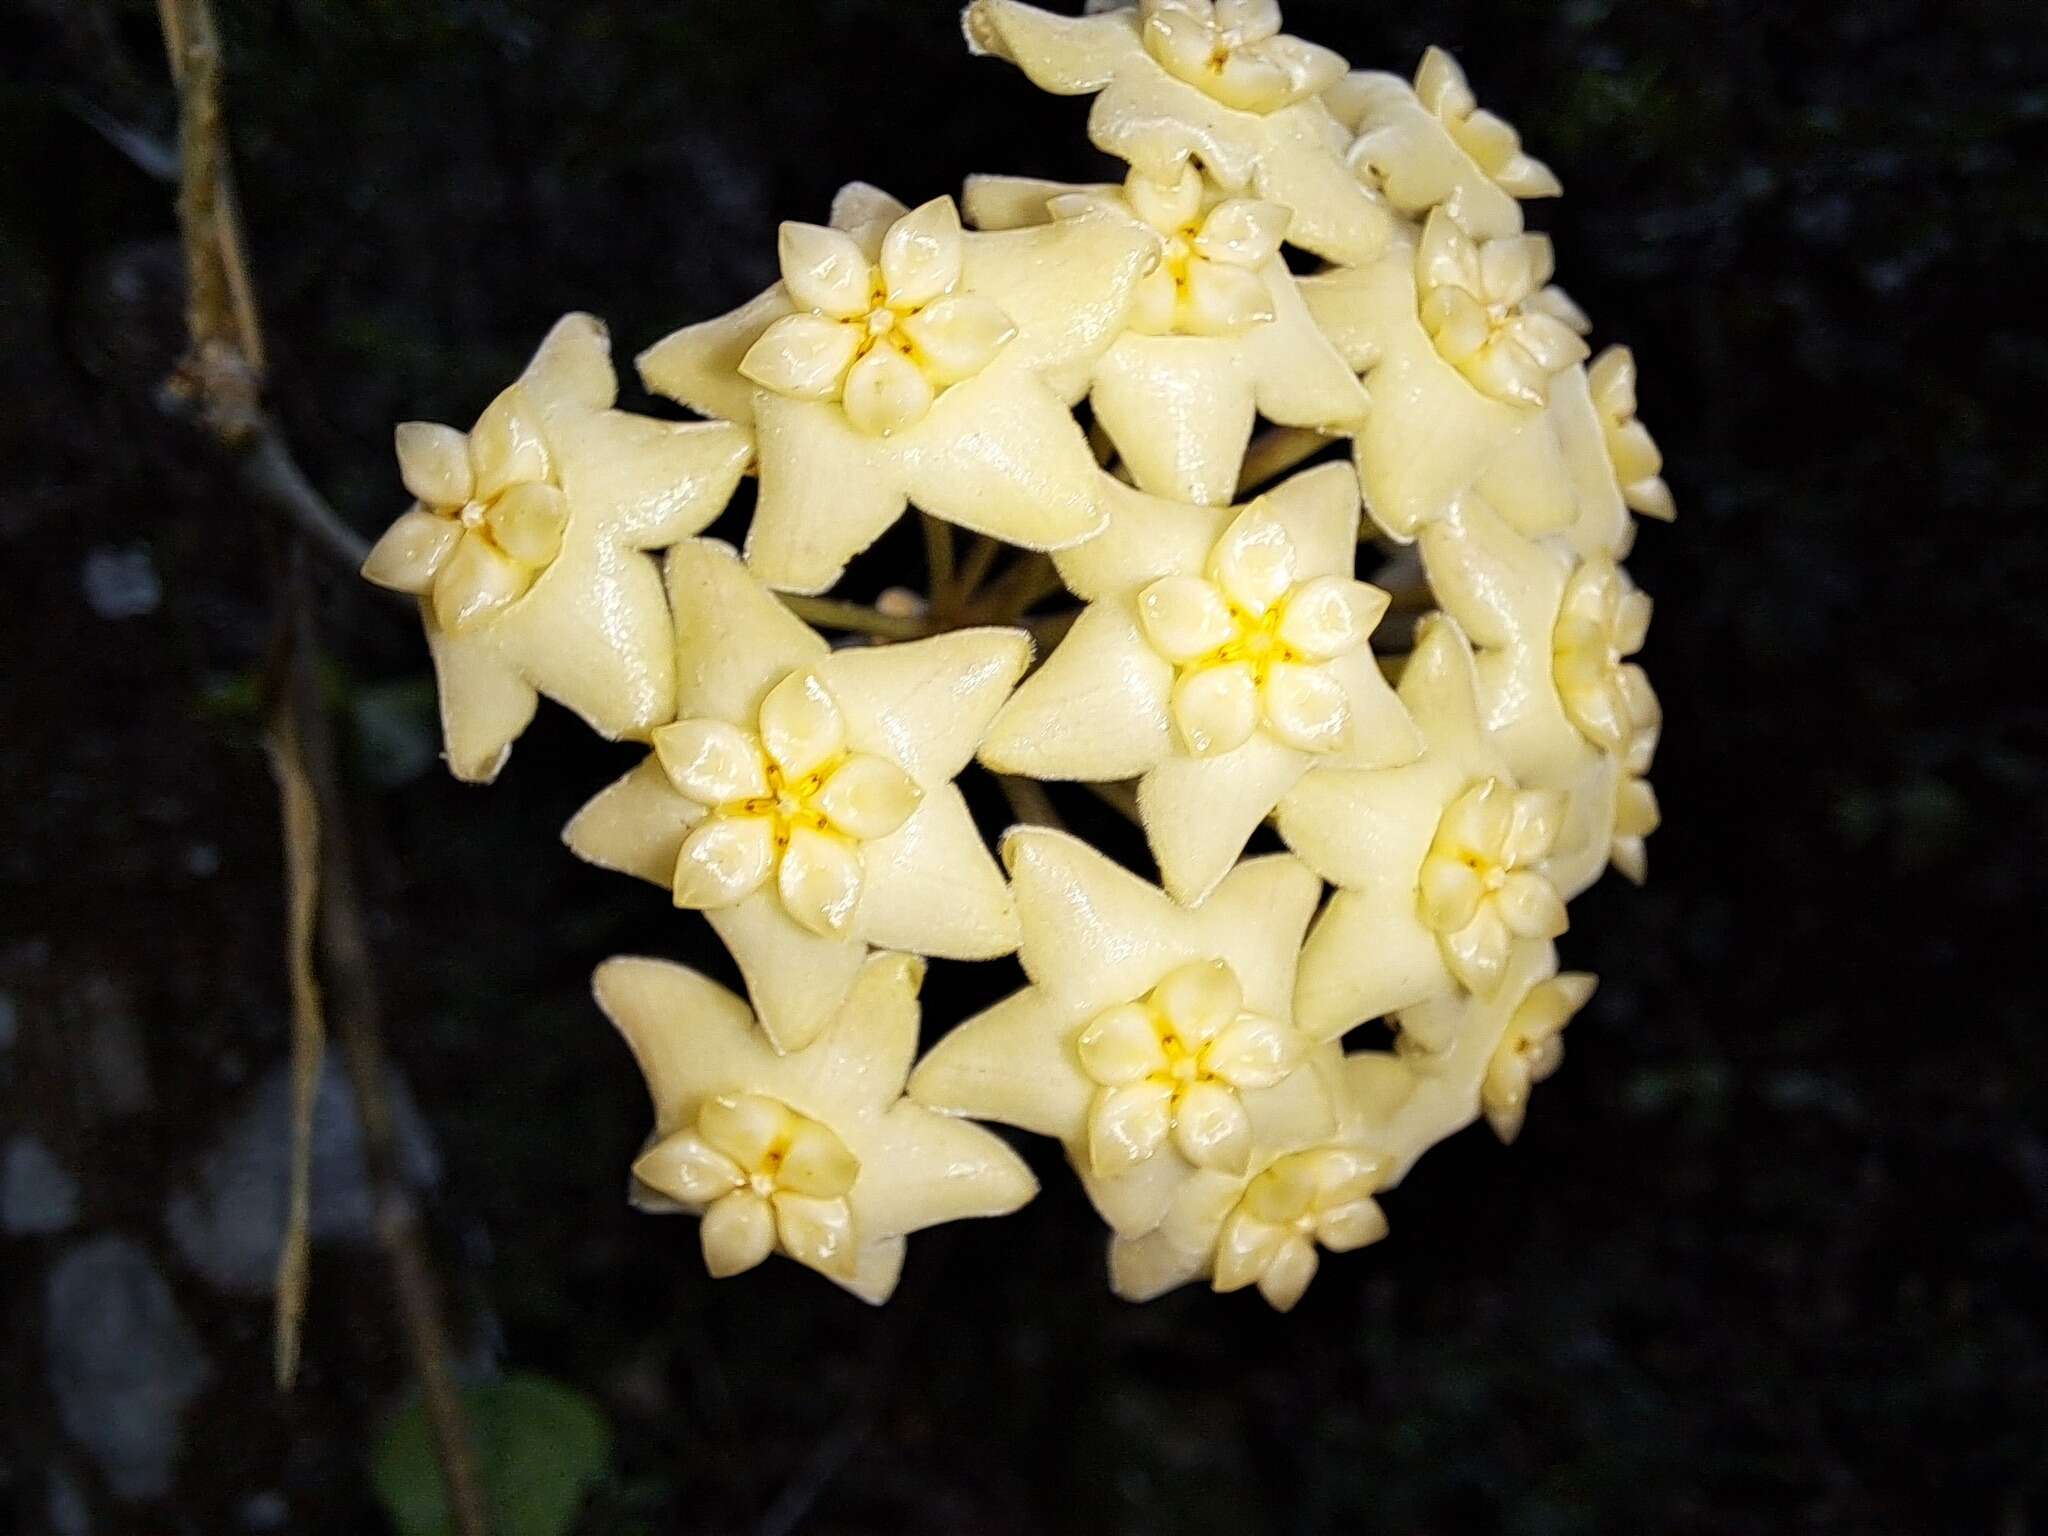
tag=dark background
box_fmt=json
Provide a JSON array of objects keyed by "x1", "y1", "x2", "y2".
[{"x1": 4, "y1": 1, "x2": 2045, "y2": 1532}]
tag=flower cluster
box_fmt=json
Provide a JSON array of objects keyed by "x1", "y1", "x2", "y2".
[{"x1": 363, "y1": 1, "x2": 1673, "y2": 1307}]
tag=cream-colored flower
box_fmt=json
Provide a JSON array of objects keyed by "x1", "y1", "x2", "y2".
[
  {"x1": 1345, "y1": 939, "x2": 1594, "y2": 1184},
  {"x1": 1299, "y1": 234, "x2": 1581, "y2": 542},
  {"x1": 599, "y1": 951, "x2": 1035, "y2": 1302},
  {"x1": 1610, "y1": 715, "x2": 1662, "y2": 886},
  {"x1": 1419, "y1": 495, "x2": 1658, "y2": 788},
  {"x1": 964, "y1": 164, "x2": 1366, "y2": 504},
  {"x1": 1588, "y1": 344, "x2": 1677, "y2": 523},
  {"x1": 963, "y1": 0, "x2": 1397, "y2": 265},
  {"x1": 737, "y1": 197, "x2": 1019, "y2": 436},
  {"x1": 910, "y1": 828, "x2": 1335, "y2": 1239},
  {"x1": 566, "y1": 539, "x2": 1027, "y2": 1051},
  {"x1": 1327, "y1": 47, "x2": 1559, "y2": 240},
  {"x1": 1277, "y1": 614, "x2": 1569, "y2": 1038},
  {"x1": 361, "y1": 314, "x2": 751, "y2": 781},
  {"x1": 1416, "y1": 207, "x2": 1589, "y2": 408},
  {"x1": 639, "y1": 184, "x2": 1154, "y2": 593},
  {"x1": 981, "y1": 465, "x2": 1420, "y2": 903},
  {"x1": 1103, "y1": 1051, "x2": 1389, "y2": 1309}
]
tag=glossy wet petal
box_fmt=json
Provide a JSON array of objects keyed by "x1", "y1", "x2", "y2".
[
  {"x1": 777, "y1": 824, "x2": 865, "y2": 936},
  {"x1": 1171, "y1": 1080, "x2": 1252, "y2": 1173},
  {"x1": 816, "y1": 753, "x2": 922, "y2": 841},
  {"x1": 738, "y1": 313, "x2": 862, "y2": 399},
  {"x1": 672, "y1": 816, "x2": 776, "y2": 909},
  {"x1": 362, "y1": 508, "x2": 461, "y2": 593},
  {"x1": 899, "y1": 293, "x2": 1016, "y2": 385},
  {"x1": 880, "y1": 197, "x2": 966, "y2": 309},
  {"x1": 841, "y1": 344, "x2": 936, "y2": 437},
  {"x1": 1077, "y1": 1002, "x2": 1168, "y2": 1087},
  {"x1": 1208, "y1": 507, "x2": 1297, "y2": 615},
  {"x1": 700, "y1": 1190, "x2": 776, "y2": 1277},
  {"x1": 779, "y1": 221, "x2": 874, "y2": 318},
  {"x1": 1088, "y1": 1080, "x2": 1174, "y2": 1173},
  {"x1": 431, "y1": 532, "x2": 530, "y2": 632},
  {"x1": 395, "y1": 421, "x2": 474, "y2": 508},
  {"x1": 484, "y1": 480, "x2": 567, "y2": 567},
  {"x1": 652, "y1": 719, "x2": 769, "y2": 806},
  {"x1": 1138, "y1": 576, "x2": 1235, "y2": 664},
  {"x1": 758, "y1": 669, "x2": 848, "y2": 780}
]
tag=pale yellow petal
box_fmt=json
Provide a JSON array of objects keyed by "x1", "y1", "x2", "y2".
[
  {"x1": 880, "y1": 196, "x2": 966, "y2": 309},
  {"x1": 431, "y1": 532, "x2": 529, "y2": 632},
  {"x1": 672, "y1": 816, "x2": 775, "y2": 910},
  {"x1": 898, "y1": 293, "x2": 1016, "y2": 386},
  {"x1": 484, "y1": 480, "x2": 567, "y2": 567},
  {"x1": 840, "y1": 344, "x2": 936, "y2": 437},
  {"x1": 632, "y1": 1130, "x2": 742, "y2": 1207},
  {"x1": 700, "y1": 1191, "x2": 775, "y2": 1277},
  {"x1": 1137, "y1": 575, "x2": 1235, "y2": 664},
  {"x1": 1172, "y1": 662, "x2": 1259, "y2": 757},
  {"x1": 778, "y1": 221, "x2": 874, "y2": 319},
  {"x1": 758, "y1": 668, "x2": 847, "y2": 780},
  {"x1": 772, "y1": 1192, "x2": 857, "y2": 1277},
  {"x1": 1172, "y1": 1080, "x2": 1252, "y2": 1173},
  {"x1": 737, "y1": 313, "x2": 861, "y2": 400},
  {"x1": 1153, "y1": 958, "x2": 1244, "y2": 1045},
  {"x1": 362, "y1": 508, "x2": 460, "y2": 594},
  {"x1": 651, "y1": 719, "x2": 768, "y2": 807},
  {"x1": 817, "y1": 753, "x2": 921, "y2": 841},
  {"x1": 777, "y1": 824, "x2": 865, "y2": 937},
  {"x1": 395, "y1": 421, "x2": 473, "y2": 508}
]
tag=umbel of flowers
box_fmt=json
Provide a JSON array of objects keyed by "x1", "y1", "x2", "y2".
[{"x1": 361, "y1": 0, "x2": 1672, "y2": 1309}]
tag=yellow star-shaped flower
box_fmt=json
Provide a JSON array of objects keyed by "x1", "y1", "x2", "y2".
[
  {"x1": 600, "y1": 951, "x2": 1036, "y2": 1302},
  {"x1": 1327, "y1": 46, "x2": 1561, "y2": 240},
  {"x1": 964, "y1": 0, "x2": 1398, "y2": 265},
  {"x1": 910, "y1": 827, "x2": 1336, "y2": 1241},
  {"x1": 360, "y1": 314, "x2": 751, "y2": 781},
  {"x1": 1276, "y1": 614, "x2": 1571, "y2": 1039},
  {"x1": 982, "y1": 463, "x2": 1419, "y2": 904},
  {"x1": 1345, "y1": 938, "x2": 1596, "y2": 1183},
  {"x1": 963, "y1": 163, "x2": 1366, "y2": 504},
  {"x1": 638, "y1": 184, "x2": 1154, "y2": 593},
  {"x1": 565, "y1": 539, "x2": 1028, "y2": 1052},
  {"x1": 1299, "y1": 217, "x2": 1591, "y2": 543}
]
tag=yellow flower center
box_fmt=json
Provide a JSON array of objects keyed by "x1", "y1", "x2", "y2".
[{"x1": 724, "y1": 757, "x2": 843, "y2": 855}]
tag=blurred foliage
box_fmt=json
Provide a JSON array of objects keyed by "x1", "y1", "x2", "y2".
[
  {"x1": 373, "y1": 1375, "x2": 612, "y2": 1536},
  {"x1": 3, "y1": 1, "x2": 2045, "y2": 1533}
]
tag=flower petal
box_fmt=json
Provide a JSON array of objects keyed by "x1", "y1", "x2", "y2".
[
  {"x1": 1076, "y1": 1002, "x2": 1168, "y2": 1087},
  {"x1": 395, "y1": 421, "x2": 474, "y2": 508},
  {"x1": 431, "y1": 531, "x2": 531, "y2": 632},
  {"x1": 1124, "y1": 163, "x2": 1205, "y2": 232},
  {"x1": 1276, "y1": 576, "x2": 1385, "y2": 661},
  {"x1": 1172, "y1": 1080, "x2": 1252, "y2": 1173},
  {"x1": 362, "y1": 508, "x2": 460, "y2": 593},
  {"x1": 1255, "y1": 1233, "x2": 1319, "y2": 1311},
  {"x1": 698, "y1": 1093, "x2": 787, "y2": 1171},
  {"x1": 672, "y1": 816, "x2": 776, "y2": 910},
  {"x1": 1213, "y1": 1209, "x2": 1285, "y2": 1293},
  {"x1": 1194, "y1": 199, "x2": 1289, "y2": 268},
  {"x1": 1180, "y1": 259, "x2": 1275, "y2": 336},
  {"x1": 652, "y1": 719, "x2": 769, "y2": 806},
  {"x1": 758, "y1": 669, "x2": 848, "y2": 780},
  {"x1": 1316, "y1": 1196, "x2": 1388, "y2": 1253},
  {"x1": 632, "y1": 1130, "x2": 742, "y2": 1207},
  {"x1": 1243, "y1": 1154, "x2": 1317, "y2": 1223},
  {"x1": 774, "y1": 1122, "x2": 856, "y2": 1212},
  {"x1": 840, "y1": 344, "x2": 936, "y2": 437},
  {"x1": 1171, "y1": 662, "x2": 1259, "y2": 758},
  {"x1": 1153, "y1": 958, "x2": 1244, "y2": 1046},
  {"x1": 466, "y1": 386, "x2": 551, "y2": 503},
  {"x1": 738, "y1": 313, "x2": 862, "y2": 400},
  {"x1": 1440, "y1": 903, "x2": 1512, "y2": 996},
  {"x1": 1137, "y1": 575, "x2": 1235, "y2": 664},
  {"x1": 700, "y1": 1190, "x2": 776, "y2": 1277},
  {"x1": 484, "y1": 480, "x2": 567, "y2": 567},
  {"x1": 880, "y1": 197, "x2": 965, "y2": 309},
  {"x1": 898, "y1": 293, "x2": 1016, "y2": 385},
  {"x1": 772, "y1": 1193, "x2": 857, "y2": 1276},
  {"x1": 1208, "y1": 505, "x2": 1297, "y2": 615},
  {"x1": 778, "y1": 221, "x2": 874, "y2": 319},
  {"x1": 1203, "y1": 1013, "x2": 1298, "y2": 1089},
  {"x1": 1088, "y1": 1080, "x2": 1174, "y2": 1173},
  {"x1": 816, "y1": 753, "x2": 922, "y2": 841},
  {"x1": 1261, "y1": 661, "x2": 1351, "y2": 753},
  {"x1": 1496, "y1": 870, "x2": 1568, "y2": 939},
  {"x1": 778, "y1": 824, "x2": 865, "y2": 937},
  {"x1": 1418, "y1": 855, "x2": 1486, "y2": 934}
]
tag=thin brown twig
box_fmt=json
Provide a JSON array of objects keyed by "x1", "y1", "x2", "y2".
[
  {"x1": 997, "y1": 774, "x2": 1064, "y2": 831},
  {"x1": 978, "y1": 552, "x2": 1067, "y2": 624},
  {"x1": 157, "y1": 1, "x2": 488, "y2": 1530},
  {"x1": 920, "y1": 513, "x2": 955, "y2": 609},
  {"x1": 950, "y1": 533, "x2": 1001, "y2": 616}
]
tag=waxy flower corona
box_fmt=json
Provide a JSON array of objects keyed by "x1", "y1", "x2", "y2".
[{"x1": 363, "y1": 1, "x2": 1673, "y2": 1309}]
